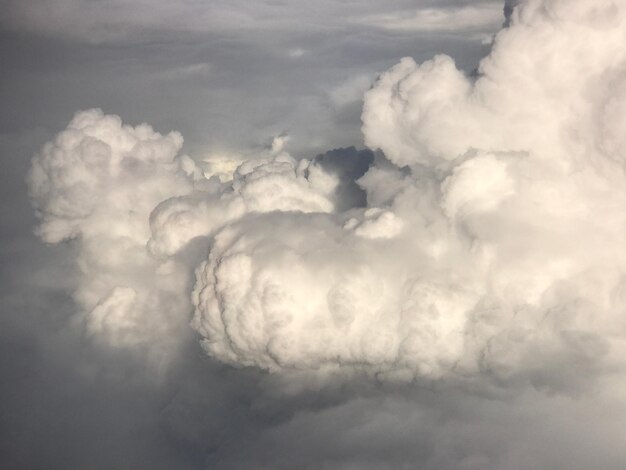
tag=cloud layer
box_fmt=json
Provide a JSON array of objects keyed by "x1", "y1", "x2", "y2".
[
  {"x1": 28, "y1": 110, "x2": 195, "y2": 360},
  {"x1": 27, "y1": 0, "x2": 626, "y2": 394}
]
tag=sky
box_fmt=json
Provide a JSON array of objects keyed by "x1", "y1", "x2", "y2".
[{"x1": 3, "y1": 1, "x2": 626, "y2": 469}]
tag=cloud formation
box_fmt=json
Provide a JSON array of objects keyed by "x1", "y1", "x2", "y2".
[
  {"x1": 354, "y1": 3, "x2": 503, "y2": 34},
  {"x1": 194, "y1": 0, "x2": 626, "y2": 386},
  {"x1": 1, "y1": 0, "x2": 504, "y2": 43},
  {"x1": 28, "y1": 0, "x2": 626, "y2": 392},
  {"x1": 28, "y1": 110, "x2": 196, "y2": 360}
]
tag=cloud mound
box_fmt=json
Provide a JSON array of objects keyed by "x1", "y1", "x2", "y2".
[
  {"x1": 27, "y1": 109, "x2": 197, "y2": 359},
  {"x1": 29, "y1": 0, "x2": 626, "y2": 386}
]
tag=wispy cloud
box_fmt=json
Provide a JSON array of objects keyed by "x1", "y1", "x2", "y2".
[{"x1": 353, "y1": 3, "x2": 504, "y2": 33}]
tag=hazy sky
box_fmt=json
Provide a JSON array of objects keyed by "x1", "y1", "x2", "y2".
[{"x1": 4, "y1": 1, "x2": 626, "y2": 469}]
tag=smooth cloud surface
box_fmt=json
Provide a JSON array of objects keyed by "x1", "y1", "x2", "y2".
[{"x1": 28, "y1": 0, "x2": 626, "y2": 389}]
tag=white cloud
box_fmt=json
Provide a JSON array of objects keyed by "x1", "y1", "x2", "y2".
[
  {"x1": 28, "y1": 109, "x2": 196, "y2": 361},
  {"x1": 190, "y1": 0, "x2": 626, "y2": 385},
  {"x1": 27, "y1": 0, "x2": 626, "y2": 393}
]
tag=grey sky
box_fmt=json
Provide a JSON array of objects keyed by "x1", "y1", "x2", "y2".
[{"x1": 0, "y1": 0, "x2": 500, "y2": 156}]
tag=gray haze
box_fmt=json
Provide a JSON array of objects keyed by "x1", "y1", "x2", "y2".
[{"x1": 3, "y1": 1, "x2": 626, "y2": 469}]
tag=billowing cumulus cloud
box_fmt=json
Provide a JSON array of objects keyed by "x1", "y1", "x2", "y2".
[
  {"x1": 193, "y1": 0, "x2": 626, "y2": 386},
  {"x1": 28, "y1": 0, "x2": 626, "y2": 392},
  {"x1": 26, "y1": 110, "x2": 372, "y2": 365},
  {"x1": 28, "y1": 109, "x2": 196, "y2": 360}
]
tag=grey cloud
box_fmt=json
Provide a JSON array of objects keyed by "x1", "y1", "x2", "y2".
[
  {"x1": 503, "y1": 0, "x2": 521, "y2": 24},
  {"x1": 0, "y1": 0, "x2": 505, "y2": 43}
]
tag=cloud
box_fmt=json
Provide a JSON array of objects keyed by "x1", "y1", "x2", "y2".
[
  {"x1": 26, "y1": 112, "x2": 372, "y2": 366},
  {"x1": 353, "y1": 3, "x2": 504, "y2": 34},
  {"x1": 1, "y1": 0, "x2": 502, "y2": 44},
  {"x1": 26, "y1": 0, "x2": 626, "y2": 396},
  {"x1": 327, "y1": 74, "x2": 376, "y2": 109},
  {"x1": 191, "y1": 0, "x2": 626, "y2": 388},
  {"x1": 9, "y1": 1, "x2": 626, "y2": 468},
  {"x1": 27, "y1": 109, "x2": 196, "y2": 361}
]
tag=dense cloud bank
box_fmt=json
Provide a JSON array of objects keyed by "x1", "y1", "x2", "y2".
[
  {"x1": 4, "y1": 0, "x2": 625, "y2": 469},
  {"x1": 29, "y1": 0, "x2": 626, "y2": 391}
]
